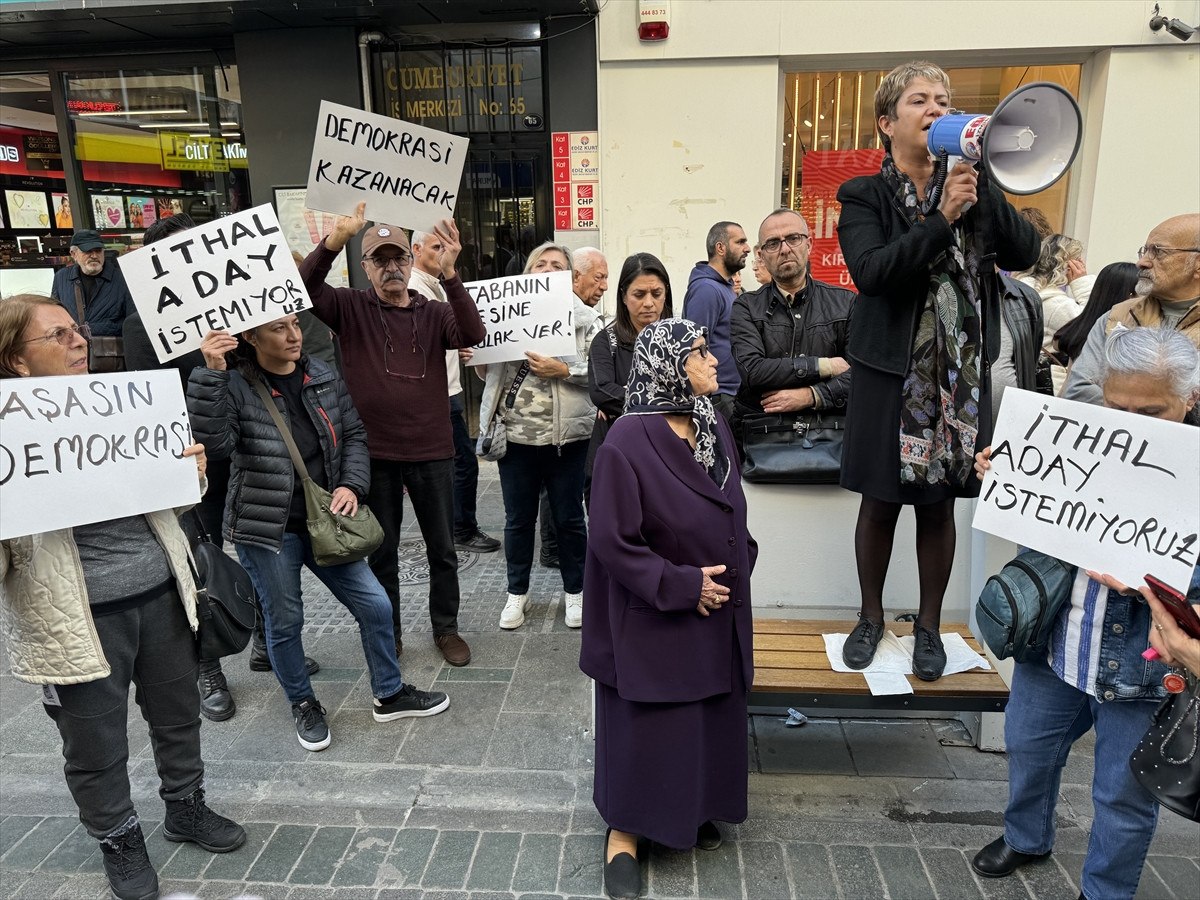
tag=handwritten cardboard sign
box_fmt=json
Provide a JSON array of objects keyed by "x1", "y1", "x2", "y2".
[
  {"x1": 462, "y1": 271, "x2": 576, "y2": 366},
  {"x1": 119, "y1": 204, "x2": 307, "y2": 363},
  {"x1": 304, "y1": 100, "x2": 469, "y2": 233},
  {"x1": 972, "y1": 389, "x2": 1199, "y2": 593},
  {"x1": 0, "y1": 371, "x2": 200, "y2": 540}
]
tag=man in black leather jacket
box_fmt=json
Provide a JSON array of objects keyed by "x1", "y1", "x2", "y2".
[{"x1": 730, "y1": 208, "x2": 855, "y2": 445}]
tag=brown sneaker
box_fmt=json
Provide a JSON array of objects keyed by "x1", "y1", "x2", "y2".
[{"x1": 435, "y1": 632, "x2": 471, "y2": 667}]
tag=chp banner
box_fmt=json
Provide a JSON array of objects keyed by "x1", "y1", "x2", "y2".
[
  {"x1": 797, "y1": 149, "x2": 884, "y2": 290},
  {"x1": 0, "y1": 371, "x2": 200, "y2": 540},
  {"x1": 972, "y1": 389, "x2": 1199, "y2": 594},
  {"x1": 305, "y1": 100, "x2": 469, "y2": 233},
  {"x1": 119, "y1": 204, "x2": 307, "y2": 363},
  {"x1": 462, "y1": 271, "x2": 576, "y2": 366}
]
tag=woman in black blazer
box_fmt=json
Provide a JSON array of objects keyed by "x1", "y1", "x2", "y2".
[{"x1": 835, "y1": 61, "x2": 1038, "y2": 680}]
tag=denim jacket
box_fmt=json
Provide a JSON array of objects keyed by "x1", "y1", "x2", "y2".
[{"x1": 1091, "y1": 566, "x2": 1200, "y2": 703}]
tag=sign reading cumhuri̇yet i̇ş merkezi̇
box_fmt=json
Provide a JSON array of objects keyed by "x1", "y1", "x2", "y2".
[
  {"x1": 0, "y1": 371, "x2": 201, "y2": 540},
  {"x1": 118, "y1": 204, "x2": 308, "y2": 363},
  {"x1": 304, "y1": 99, "x2": 469, "y2": 234},
  {"x1": 972, "y1": 389, "x2": 1199, "y2": 594},
  {"x1": 462, "y1": 271, "x2": 576, "y2": 367}
]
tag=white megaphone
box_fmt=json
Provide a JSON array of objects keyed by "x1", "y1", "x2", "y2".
[{"x1": 925, "y1": 81, "x2": 1082, "y2": 196}]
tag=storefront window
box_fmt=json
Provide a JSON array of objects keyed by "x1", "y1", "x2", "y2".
[{"x1": 63, "y1": 64, "x2": 250, "y2": 252}]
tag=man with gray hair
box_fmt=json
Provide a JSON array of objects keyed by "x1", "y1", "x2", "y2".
[
  {"x1": 573, "y1": 246, "x2": 610, "y2": 343},
  {"x1": 410, "y1": 228, "x2": 500, "y2": 555},
  {"x1": 1064, "y1": 213, "x2": 1200, "y2": 420},
  {"x1": 683, "y1": 221, "x2": 751, "y2": 419}
]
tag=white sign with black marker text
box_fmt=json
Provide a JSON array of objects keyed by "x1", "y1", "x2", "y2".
[
  {"x1": 0, "y1": 371, "x2": 201, "y2": 540},
  {"x1": 119, "y1": 204, "x2": 307, "y2": 363},
  {"x1": 304, "y1": 100, "x2": 469, "y2": 233},
  {"x1": 462, "y1": 271, "x2": 576, "y2": 366},
  {"x1": 972, "y1": 389, "x2": 1199, "y2": 594}
]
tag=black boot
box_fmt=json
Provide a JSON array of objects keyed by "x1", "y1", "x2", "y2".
[
  {"x1": 163, "y1": 787, "x2": 247, "y2": 853},
  {"x1": 99, "y1": 818, "x2": 159, "y2": 900},
  {"x1": 248, "y1": 631, "x2": 320, "y2": 675},
  {"x1": 197, "y1": 658, "x2": 235, "y2": 722}
]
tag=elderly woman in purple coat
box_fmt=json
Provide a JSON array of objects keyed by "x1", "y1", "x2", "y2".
[{"x1": 580, "y1": 318, "x2": 757, "y2": 900}]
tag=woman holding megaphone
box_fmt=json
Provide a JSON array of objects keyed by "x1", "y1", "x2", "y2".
[{"x1": 835, "y1": 61, "x2": 1040, "y2": 680}]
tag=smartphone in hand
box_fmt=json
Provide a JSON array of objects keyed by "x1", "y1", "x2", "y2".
[{"x1": 1145, "y1": 574, "x2": 1200, "y2": 640}]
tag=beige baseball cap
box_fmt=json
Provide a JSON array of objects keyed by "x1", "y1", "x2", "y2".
[{"x1": 360, "y1": 224, "x2": 410, "y2": 258}]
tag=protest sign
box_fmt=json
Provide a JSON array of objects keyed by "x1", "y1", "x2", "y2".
[
  {"x1": 462, "y1": 271, "x2": 576, "y2": 366},
  {"x1": 972, "y1": 389, "x2": 1199, "y2": 593},
  {"x1": 118, "y1": 204, "x2": 307, "y2": 363},
  {"x1": 0, "y1": 371, "x2": 200, "y2": 540},
  {"x1": 304, "y1": 100, "x2": 469, "y2": 233}
]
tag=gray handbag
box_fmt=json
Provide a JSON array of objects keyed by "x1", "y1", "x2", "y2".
[{"x1": 478, "y1": 362, "x2": 530, "y2": 461}]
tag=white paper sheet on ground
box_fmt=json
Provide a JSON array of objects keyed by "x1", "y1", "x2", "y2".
[
  {"x1": 893, "y1": 633, "x2": 992, "y2": 676},
  {"x1": 823, "y1": 631, "x2": 911, "y2": 674},
  {"x1": 864, "y1": 673, "x2": 915, "y2": 696}
]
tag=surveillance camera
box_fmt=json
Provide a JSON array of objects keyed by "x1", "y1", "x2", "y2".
[{"x1": 1150, "y1": 5, "x2": 1196, "y2": 40}]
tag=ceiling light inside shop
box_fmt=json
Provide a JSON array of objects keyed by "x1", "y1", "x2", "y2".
[
  {"x1": 138, "y1": 121, "x2": 239, "y2": 129},
  {"x1": 76, "y1": 108, "x2": 189, "y2": 116}
]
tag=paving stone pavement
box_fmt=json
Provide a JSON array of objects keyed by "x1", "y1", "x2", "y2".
[{"x1": 2, "y1": 463, "x2": 1198, "y2": 898}]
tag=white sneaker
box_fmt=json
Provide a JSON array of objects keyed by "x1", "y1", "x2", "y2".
[
  {"x1": 499, "y1": 593, "x2": 530, "y2": 629},
  {"x1": 564, "y1": 592, "x2": 583, "y2": 628}
]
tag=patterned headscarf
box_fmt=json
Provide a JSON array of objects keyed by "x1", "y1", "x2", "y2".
[{"x1": 624, "y1": 318, "x2": 730, "y2": 489}]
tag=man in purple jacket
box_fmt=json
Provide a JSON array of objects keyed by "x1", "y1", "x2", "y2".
[{"x1": 300, "y1": 202, "x2": 485, "y2": 667}]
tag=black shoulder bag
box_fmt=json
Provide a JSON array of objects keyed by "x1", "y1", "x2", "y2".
[
  {"x1": 740, "y1": 411, "x2": 845, "y2": 484},
  {"x1": 186, "y1": 510, "x2": 257, "y2": 659}
]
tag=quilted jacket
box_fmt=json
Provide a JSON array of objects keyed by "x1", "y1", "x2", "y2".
[
  {"x1": 0, "y1": 510, "x2": 200, "y2": 685},
  {"x1": 186, "y1": 356, "x2": 371, "y2": 552}
]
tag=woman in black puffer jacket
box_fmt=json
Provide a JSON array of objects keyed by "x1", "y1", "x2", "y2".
[{"x1": 187, "y1": 318, "x2": 448, "y2": 754}]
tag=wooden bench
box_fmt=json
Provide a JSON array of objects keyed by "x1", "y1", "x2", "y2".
[{"x1": 750, "y1": 619, "x2": 1009, "y2": 713}]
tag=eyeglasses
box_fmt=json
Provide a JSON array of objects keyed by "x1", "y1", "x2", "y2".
[
  {"x1": 22, "y1": 323, "x2": 92, "y2": 347},
  {"x1": 366, "y1": 252, "x2": 413, "y2": 270},
  {"x1": 1137, "y1": 245, "x2": 1200, "y2": 261},
  {"x1": 760, "y1": 233, "x2": 811, "y2": 254},
  {"x1": 683, "y1": 343, "x2": 711, "y2": 359}
]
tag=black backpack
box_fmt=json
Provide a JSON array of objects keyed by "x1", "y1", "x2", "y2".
[{"x1": 976, "y1": 550, "x2": 1076, "y2": 662}]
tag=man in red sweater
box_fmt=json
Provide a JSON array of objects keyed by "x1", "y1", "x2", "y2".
[{"x1": 300, "y1": 202, "x2": 485, "y2": 666}]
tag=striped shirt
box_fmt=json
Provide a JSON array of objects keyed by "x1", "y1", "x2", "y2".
[{"x1": 1048, "y1": 570, "x2": 1107, "y2": 697}]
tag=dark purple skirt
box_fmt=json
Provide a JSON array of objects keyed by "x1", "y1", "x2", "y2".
[{"x1": 592, "y1": 646, "x2": 748, "y2": 850}]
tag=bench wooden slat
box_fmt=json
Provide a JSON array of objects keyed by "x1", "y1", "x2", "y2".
[{"x1": 753, "y1": 668, "x2": 1008, "y2": 696}]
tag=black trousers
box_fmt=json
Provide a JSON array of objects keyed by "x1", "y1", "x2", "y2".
[
  {"x1": 449, "y1": 392, "x2": 481, "y2": 538},
  {"x1": 43, "y1": 592, "x2": 203, "y2": 838},
  {"x1": 367, "y1": 456, "x2": 462, "y2": 637}
]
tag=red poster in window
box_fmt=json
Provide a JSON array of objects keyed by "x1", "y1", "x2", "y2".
[{"x1": 798, "y1": 149, "x2": 884, "y2": 291}]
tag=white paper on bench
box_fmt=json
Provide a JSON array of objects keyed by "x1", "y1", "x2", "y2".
[
  {"x1": 822, "y1": 632, "x2": 991, "y2": 679},
  {"x1": 864, "y1": 673, "x2": 914, "y2": 696}
]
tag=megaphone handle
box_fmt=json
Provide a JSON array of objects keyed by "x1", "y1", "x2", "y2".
[{"x1": 924, "y1": 150, "x2": 950, "y2": 214}]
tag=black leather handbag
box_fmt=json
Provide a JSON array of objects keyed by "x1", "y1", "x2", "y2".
[
  {"x1": 1130, "y1": 676, "x2": 1200, "y2": 823},
  {"x1": 740, "y1": 412, "x2": 845, "y2": 484},
  {"x1": 187, "y1": 514, "x2": 257, "y2": 659}
]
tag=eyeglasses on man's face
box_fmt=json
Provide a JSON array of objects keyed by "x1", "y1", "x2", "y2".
[
  {"x1": 760, "y1": 233, "x2": 811, "y2": 254},
  {"x1": 366, "y1": 251, "x2": 413, "y2": 270},
  {"x1": 1137, "y1": 245, "x2": 1200, "y2": 261},
  {"x1": 22, "y1": 322, "x2": 92, "y2": 347}
]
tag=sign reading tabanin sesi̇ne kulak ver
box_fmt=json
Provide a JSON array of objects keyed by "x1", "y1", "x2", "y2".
[
  {"x1": 972, "y1": 388, "x2": 1199, "y2": 594},
  {"x1": 0, "y1": 371, "x2": 201, "y2": 540},
  {"x1": 462, "y1": 271, "x2": 577, "y2": 367},
  {"x1": 118, "y1": 204, "x2": 308, "y2": 363},
  {"x1": 304, "y1": 99, "x2": 469, "y2": 234}
]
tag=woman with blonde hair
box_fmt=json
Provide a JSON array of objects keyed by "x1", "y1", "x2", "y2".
[{"x1": 478, "y1": 242, "x2": 597, "y2": 630}]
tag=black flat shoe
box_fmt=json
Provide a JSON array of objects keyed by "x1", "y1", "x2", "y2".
[
  {"x1": 842, "y1": 615, "x2": 885, "y2": 670},
  {"x1": 603, "y1": 828, "x2": 641, "y2": 900},
  {"x1": 970, "y1": 836, "x2": 1051, "y2": 878},
  {"x1": 695, "y1": 820, "x2": 722, "y2": 851},
  {"x1": 912, "y1": 624, "x2": 947, "y2": 682}
]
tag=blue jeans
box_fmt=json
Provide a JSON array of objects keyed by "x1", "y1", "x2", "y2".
[
  {"x1": 1003, "y1": 657, "x2": 1160, "y2": 900},
  {"x1": 236, "y1": 533, "x2": 403, "y2": 706},
  {"x1": 497, "y1": 440, "x2": 586, "y2": 595}
]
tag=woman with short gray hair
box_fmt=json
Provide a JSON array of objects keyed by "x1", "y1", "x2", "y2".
[
  {"x1": 971, "y1": 325, "x2": 1199, "y2": 898},
  {"x1": 1017, "y1": 233, "x2": 1095, "y2": 392}
]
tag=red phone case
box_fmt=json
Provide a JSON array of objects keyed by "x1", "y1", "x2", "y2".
[{"x1": 1145, "y1": 574, "x2": 1200, "y2": 640}]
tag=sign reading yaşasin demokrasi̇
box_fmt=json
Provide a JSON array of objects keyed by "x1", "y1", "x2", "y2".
[
  {"x1": 463, "y1": 271, "x2": 576, "y2": 367},
  {"x1": 304, "y1": 99, "x2": 470, "y2": 234},
  {"x1": 972, "y1": 389, "x2": 1199, "y2": 594},
  {"x1": 118, "y1": 203, "x2": 308, "y2": 363},
  {"x1": 0, "y1": 371, "x2": 201, "y2": 540}
]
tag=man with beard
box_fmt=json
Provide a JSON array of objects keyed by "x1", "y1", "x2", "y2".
[
  {"x1": 1064, "y1": 213, "x2": 1200, "y2": 419},
  {"x1": 730, "y1": 208, "x2": 853, "y2": 448},
  {"x1": 301, "y1": 203, "x2": 485, "y2": 667},
  {"x1": 51, "y1": 229, "x2": 134, "y2": 339},
  {"x1": 683, "y1": 221, "x2": 750, "y2": 420}
]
